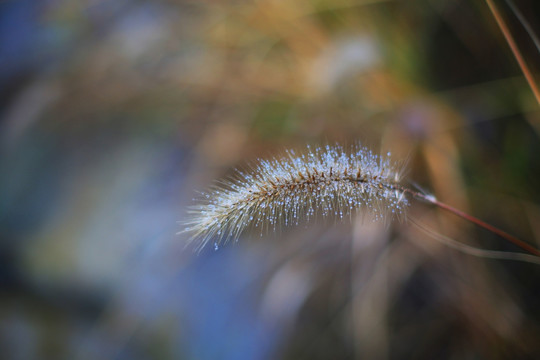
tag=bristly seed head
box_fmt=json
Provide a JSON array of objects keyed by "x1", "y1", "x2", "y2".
[{"x1": 183, "y1": 144, "x2": 408, "y2": 250}]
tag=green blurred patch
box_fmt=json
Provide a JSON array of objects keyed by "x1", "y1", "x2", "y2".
[{"x1": 252, "y1": 99, "x2": 298, "y2": 139}]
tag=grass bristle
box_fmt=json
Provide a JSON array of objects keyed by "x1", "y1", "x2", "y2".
[{"x1": 183, "y1": 144, "x2": 408, "y2": 250}]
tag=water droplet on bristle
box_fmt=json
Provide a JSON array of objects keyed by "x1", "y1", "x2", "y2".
[{"x1": 184, "y1": 144, "x2": 408, "y2": 249}]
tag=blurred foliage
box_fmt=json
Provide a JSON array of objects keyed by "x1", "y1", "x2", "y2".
[{"x1": 1, "y1": 0, "x2": 540, "y2": 359}]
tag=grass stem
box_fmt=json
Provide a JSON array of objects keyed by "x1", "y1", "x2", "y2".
[
  {"x1": 409, "y1": 190, "x2": 540, "y2": 257},
  {"x1": 485, "y1": 0, "x2": 540, "y2": 105}
]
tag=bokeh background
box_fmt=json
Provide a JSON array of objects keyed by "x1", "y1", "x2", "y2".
[{"x1": 1, "y1": 0, "x2": 540, "y2": 359}]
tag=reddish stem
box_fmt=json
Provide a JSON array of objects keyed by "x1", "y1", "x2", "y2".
[
  {"x1": 485, "y1": 0, "x2": 540, "y2": 105},
  {"x1": 407, "y1": 190, "x2": 540, "y2": 257}
]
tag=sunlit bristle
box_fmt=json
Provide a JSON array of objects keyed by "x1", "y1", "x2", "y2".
[{"x1": 182, "y1": 144, "x2": 408, "y2": 250}]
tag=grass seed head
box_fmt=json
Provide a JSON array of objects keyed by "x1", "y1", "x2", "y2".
[{"x1": 183, "y1": 144, "x2": 408, "y2": 250}]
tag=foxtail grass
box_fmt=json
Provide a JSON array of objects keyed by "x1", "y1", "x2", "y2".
[
  {"x1": 183, "y1": 144, "x2": 540, "y2": 258},
  {"x1": 184, "y1": 145, "x2": 407, "y2": 250}
]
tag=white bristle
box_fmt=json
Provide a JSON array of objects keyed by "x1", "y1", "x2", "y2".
[{"x1": 182, "y1": 144, "x2": 408, "y2": 250}]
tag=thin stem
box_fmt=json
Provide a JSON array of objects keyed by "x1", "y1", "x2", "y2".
[
  {"x1": 410, "y1": 217, "x2": 540, "y2": 264},
  {"x1": 485, "y1": 0, "x2": 540, "y2": 105},
  {"x1": 504, "y1": 0, "x2": 540, "y2": 53},
  {"x1": 405, "y1": 189, "x2": 540, "y2": 257}
]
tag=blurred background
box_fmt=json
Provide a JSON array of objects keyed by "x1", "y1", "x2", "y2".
[{"x1": 1, "y1": 0, "x2": 540, "y2": 359}]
